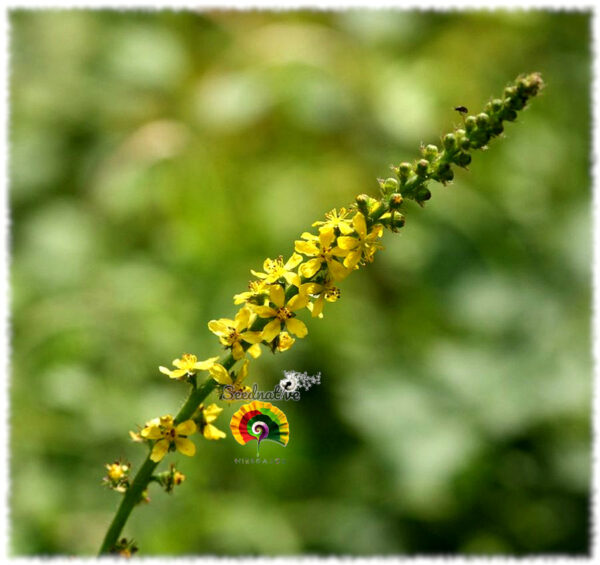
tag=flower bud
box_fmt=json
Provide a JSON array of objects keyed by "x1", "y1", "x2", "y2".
[
  {"x1": 433, "y1": 162, "x2": 454, "y2": 183},
  {"x1": 397, "y1": 162, "x2": 412, "y2": 181},
  {"x1": 491, "y1": 98, "x2": 503, "y2": 112},
  {"x1": 455, "y1": 151, "x2": 471, "y2": 168},
  {"x1": 415, "y1": 187, "x2": 431, "y2": 203},
  {"x1": 355, "y1": 194, "x2": 370, "y2": 216},
  {"x1": 507, "y1": 95, "x2": 526, "y2": 111},
  {"x1": 383, "y1": 177, "x2": 399, "y2": 194},
  {"x1": 389, "y1": 193, "x2": 403, "y2": 210},
  {"x1": 502, "y1": 108, "x2": 518, "y2": 122},
  {"x1": 490, "y1": 121, "x2": 504, "y2": 136},
  {"x1": 464, "y1": 115, "x2": 477, "y2": 133},
  {"x1": 423, "y1": 144, "x2": 439, "y2": 161},
  {"x1": 475, "y1": 113, "x2": 489, "y2": 128},
  {"x1": 504, "y1": 85, "x2": 517, "y2": 98},
  {"x1": 442, "y1": 133, "x2": 457, "y2": 151},
  {"x1": 390, "y1": 212, "x2": 406, "y2": 231},
  {"x1": 415, "y1": 159, "x2": 429, "y2": 177}
]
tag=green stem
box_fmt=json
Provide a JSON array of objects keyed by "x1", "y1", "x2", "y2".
[{"x1": 98, "y1": 364, "x2": 229, "y2": 555}]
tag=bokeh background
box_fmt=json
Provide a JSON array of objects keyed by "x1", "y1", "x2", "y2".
[{"x1": 9, "y1": 9, "x2": 591, "y2": 556}]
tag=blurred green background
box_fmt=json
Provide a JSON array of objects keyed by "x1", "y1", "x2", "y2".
[{"x1": 9, "y1": 9, "x2": 591, "y2": 556}]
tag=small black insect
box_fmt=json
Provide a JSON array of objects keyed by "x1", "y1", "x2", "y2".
[{"x1": 454, "y1": 105, "x2": 468, "y2": 115}]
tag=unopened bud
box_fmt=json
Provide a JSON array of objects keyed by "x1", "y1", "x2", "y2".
[
  {"x1": 455, "y1": 152, "x2": 471, "y2": 168},
  {"x1": 465, "y1": 115, "x2": 477, "y2": 132},
  {"x1": 397, "y1": 162, "x2": 412, "y2": 181},
  {"x1": 434, "y1": 162, "x2": 454, "y2": 183},
  {"x1": 355, "y1": 194, "x2": 370, "y2": 216},
  {"x1": 423, "y1": 144, "x2": 439, "y2": 161},
  {"x1": 415, "y1": 159, "x2": 429, "y2": 176},
  {"x1": 383, "y1": 177, "x2": 399, "y2": 194},
  {"x1": 442, "y1": 133, "x2": 457, "y2": 151},
  {"x1": 415, "y1": 187, "x2": 431, "y2": 203},
  {"x1": 476, "y1": 113, "x2": 489, "y2": 127}
]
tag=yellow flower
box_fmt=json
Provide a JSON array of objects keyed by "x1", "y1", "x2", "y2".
[
  {"x1": 106, "y1": 461, "x2": 129, "y2": 482},
  {"x1": 253, "y1": 284, "x2": 309, "y2": 342},
  {"x1": 295, "y1": 227, "x2": 349, "y2": 281},
  {"x1": 198, "y1": 403, "x2": 227, "y2": 440},
  {"x1": 140, "y1": 415, "x2": 197, "y2": 462},
  {"x1": 233, "y1": 279, "x2": 271, "y2": 305},
  {"x1": 276, "y1": 331, "x2": 295, "y2": 352},
  {"x1": 159, "y1": 353, "x2": 219, "y2": 380},
  {"x1": 251, "y1": 254, "x2": 303, "y2": 285},
  {"x1": 312, "y1": 207, "x2": 354, "y2": 235},
  {"x1": 208, "y1": 307, "x2": 262, "y2": 360},
  {"x1": 305, "y1": 280, "x2": 341, "y2": 318},
  {"x1": 337, "y1": 213, "x2": 384, "y2": 269},
  {"x1": 210, "y1": 359, "x2": 252, "y2": 400},
  {"x1": 103, "y1": 460, "x2": 131, "y2": 493}
]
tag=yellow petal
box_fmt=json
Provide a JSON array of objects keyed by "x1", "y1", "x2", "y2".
[
  {"x1": 203, "y1": 403, "x2": 223, "y2": 420},
  {"x1": 248, "y1": 343, "x2": 262, "y2": 358},
  {"x1": 175, "y1": 419, "x2": 197, "y2": 436},
  {"x1": 337, "y1": 236, "x2": 359, "y2": 251},
  {"x1": 343, "y1": 249, "x2": 361, "y2": 270},
  {"x1": 209, "y1": 364, "x2": 233, "y2": 385},
  {"x1": 277, "y1": 332, "x2": 296, "y2": 351},
  {"x1": 330, "y1": 246, "x2": 347, "y2": 257},
  {"x1": 175, "y1": 437, "x2": 196, "y2": 457},
  {"x1": 150, "y1": 439, "x2": 170, "y2": 462},
  {"x1": 353, "y1": 212, "x2": 367, "y2": 237},
  {"x1": 141, "y1": 426, "x2": 163, "y2": 440},
  {"x1": 253, "y1": 305, "x2": 278, "y2": 318},
  {"x1": 203, "y1": 424, "x2": 226, "y2": 440},
  {"x1": 295, "y1": 240, "x2": 319, "y2": 256},
  {"x1": 338, "y1": 222, "x2": 354, "y2": 235},
  {"x1": 285, "y1": 317, "x2": 308, "y2": 338},
  {"x1": 237, "y1": 360, "x2": 249, "y2": 383},
  {"x1": 262, "y1": 319, "x2": 282, "y2": 343},
  {"x1": 270, "y1": 284, "x2": 285, "y2": 308},
  {"x1": 283, "y1": 271, "x2": 301, "y2": 287},
  {"x1": 328, "y1": 259, "x2": 350, "y2": 281},
  {"x1": 193, "y1": 356, "x2": 220, "y2": 370},
  {"x1": 287, "y1": 293, "x2": 309, "y2": 311},
  {"x1": 319, "y1": 227, "x2": 336, "y2": 248},
  {"x1": 232, "y1": 342, "x2": 245, "y2": 360},
  {"x1": 304, "y1": 282, "x2": 323, "y2": 295},
  {"x1": 285, "y1": 253, "x2": 303, "y2": 270},
  {"x1": 234, "y1": 307, "x2": 251, "y2": 330},
  {"x1": 208, "y1": 320, "x2": 229, "y2": 336},
  {"x1": 159, "y1": 366, "x2": 173, "y2": 376},
  {"x1": 299, "y1": 258, "x2": 322, "y2": 279},
  {"x1": 311, "y1": 295, "x2": 325, "y2": 318},
  {"x1": 241, "y1": 331, "x2": 263, "y2": 344}
]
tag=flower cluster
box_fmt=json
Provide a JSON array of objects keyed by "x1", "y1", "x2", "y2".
[
  {"x1": 199, "y1": 74, "x2": 544, "y2": 391},
  {"x1": 100, "y1": 74, "x2": 545, "y2": 556},
  {"x1": 206, "y1": 207, "x2": 385, "y2": 376},
  {"x1": 111, "y1": 538, "x2": 138, "y2": 558},
  {"x1": 103, "y1": 460, "x2": 131, "y2": 493},
  {"x1": 154, "y1": 464, "x2": 186, "y2": 494},
  {"x1": 140, "y1": 415, "x2": 198, "y2": 462}
]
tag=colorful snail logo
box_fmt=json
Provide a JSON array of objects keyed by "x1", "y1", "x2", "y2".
[{"x1": 230, "y1": 401, "x2": 289, "y2": 456}]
